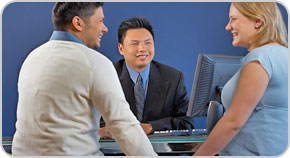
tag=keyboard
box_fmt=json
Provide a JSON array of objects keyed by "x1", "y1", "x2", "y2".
[{"x1": 148, "y1": 129, "x2": 207, "y2": 137}]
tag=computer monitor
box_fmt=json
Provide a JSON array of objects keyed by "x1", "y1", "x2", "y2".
[{"x1": 186, "y1": 53, "x2": 244, "y2": 117}]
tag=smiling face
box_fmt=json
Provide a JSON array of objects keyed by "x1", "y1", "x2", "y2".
[
  {"x1": 225, "y1": 4, "x2": 260, "y2": 50},
  {"x1": 118, "y1": 28, "x2": 154, "y2": 73},
  {"x1": 83, "y1": 7, "x2": 108, "y2": 49}
]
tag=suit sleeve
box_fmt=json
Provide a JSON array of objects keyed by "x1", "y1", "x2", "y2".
[
  {"x1": 148, "y1": 72, "x2": 194, "y2": 131},
  {"x1": 90, "y1": 55, "x2": 157, "y2": 156}
]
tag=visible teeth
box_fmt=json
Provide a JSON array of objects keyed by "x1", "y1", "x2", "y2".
[{"x1": 232, "y1": 32, "x2": 238, "y2": 36}]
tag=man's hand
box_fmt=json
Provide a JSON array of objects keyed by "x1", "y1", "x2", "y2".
[
  {"x1": 98, "y1": 126, "x2": 112, "y2": 139},
  {"x1": 98, "y1": 124, "x2": 152, "y2": 139},
  {"x1": 140, "y1": 123, "x2": 153, "y2": 134}
]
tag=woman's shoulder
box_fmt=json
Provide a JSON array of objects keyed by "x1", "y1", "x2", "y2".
[
  {"x1": 251, "y1": 44, "x2": 287, "y2": 55},
  {"x1": 245, "y1": 44, "x2": 287, "y2": 61},
  {"x1": 242, "y1": 44, "x2": 287, "y2": 78}
]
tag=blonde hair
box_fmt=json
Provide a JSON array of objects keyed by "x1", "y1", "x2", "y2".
[{"x1": 232, "y1": 2, "x2": 288, "y2": 47}]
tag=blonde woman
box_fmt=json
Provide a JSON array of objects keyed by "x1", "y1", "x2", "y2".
[{"x1": 194, "y1": 2, "x2": 288, "y2": 156}]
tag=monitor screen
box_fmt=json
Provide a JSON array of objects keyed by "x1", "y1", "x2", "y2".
[{"x1": 187, "y1": 53, "x2": 244, "y2": 117}]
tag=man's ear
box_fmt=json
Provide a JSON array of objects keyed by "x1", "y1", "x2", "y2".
[
  {"x1": 118, "y1": 43, "x2": 124, "y2": 55},
  {"x1": 71, "y1": 16, "x2": 84, "y2": 31},
  {"x1": 255, "y1": 19, "x2": 263, "y2": 29}
]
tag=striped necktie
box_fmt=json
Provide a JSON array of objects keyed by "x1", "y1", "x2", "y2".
[{"x1": 134, "y1": 74, "x2": 145, "y2": 121}]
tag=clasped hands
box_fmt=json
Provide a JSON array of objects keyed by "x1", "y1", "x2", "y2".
[{"x1": 98, "y1": 123, "x2": 153, "y2": 139}]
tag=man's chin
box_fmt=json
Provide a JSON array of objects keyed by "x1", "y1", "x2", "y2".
[
  {"x1": 137, "y1": 63, "x2": 149, "y2": 69},
  {"x1": 96, "y1": 43, "x2": 101, "y2": 49},
  {"x1": 91, "y1": 44, "x2": 100, "y2": 49}
]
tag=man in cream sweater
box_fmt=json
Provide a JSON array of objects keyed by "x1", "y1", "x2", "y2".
[{"x1": 12, "y1": 2, "x2": 156, "y2": 156}]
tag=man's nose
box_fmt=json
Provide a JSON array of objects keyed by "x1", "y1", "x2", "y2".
[
  {"x1": 103, "y1": 23, "x2": 108, "y2": 33},
  {"x1": 138, "y1": 43, "x2": 146, "y2": 51}
]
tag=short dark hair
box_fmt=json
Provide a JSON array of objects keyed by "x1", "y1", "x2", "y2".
[
  {"x1": 52, "y1": 2, "x2": 104, "y2": 31},
  {"x1": 118, "y1": 17, "x2": 154, "y2": 44}
]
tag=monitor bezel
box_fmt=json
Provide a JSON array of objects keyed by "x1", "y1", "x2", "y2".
[{"x1": 186, "y1": 53, "x2": 243, "y2": 117}]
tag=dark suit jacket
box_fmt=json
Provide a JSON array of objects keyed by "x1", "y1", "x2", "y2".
[{"x1": 114, "y1": 59, "x2": 194, "y2": 131}]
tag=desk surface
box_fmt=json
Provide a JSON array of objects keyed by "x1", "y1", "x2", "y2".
[
  {"x1": 2, "y1": 134, "x2": 207, "y2": 155},
  {"x1": 101, "y1": 135, "x2": 206, "y2": 154}
]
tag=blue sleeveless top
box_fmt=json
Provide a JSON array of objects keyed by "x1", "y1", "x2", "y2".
[{"x1": 220, "y1": 44, "x2": 288, "y2": 156}]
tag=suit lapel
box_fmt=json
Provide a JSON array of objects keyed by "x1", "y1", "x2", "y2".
[
  {"x1": 143, "y1": 63, "x2": 170, "y2": 121},
  {"x1": 118, "y1": 62, "x2": 137, "y2": 115}
]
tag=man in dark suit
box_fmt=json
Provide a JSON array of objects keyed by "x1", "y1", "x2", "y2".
[{"x1": 99, "y1": 17, "x2": 194, "y2": 138}]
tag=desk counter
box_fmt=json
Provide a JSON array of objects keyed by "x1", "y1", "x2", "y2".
[{"x1": 2, "y1": 135, "x2": 206, "y2": 155}]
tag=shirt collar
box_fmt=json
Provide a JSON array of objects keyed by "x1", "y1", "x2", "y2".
[
  {"x1": 49, "y1": 31, "x2": 86, "y2": 47},
  {"x1": 126, "y1": 63, "x2": 150, "y2": 85}
]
